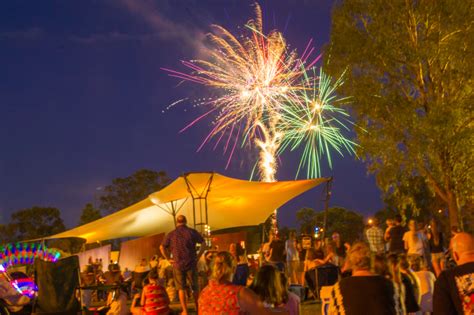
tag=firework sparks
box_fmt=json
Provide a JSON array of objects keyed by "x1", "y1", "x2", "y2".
[
  {"x1": 163, "y1": 3, "x2": 311, "y2": 180},
  {"x1": 279, "y1": 67, "x2": 357, "y2": 178}
]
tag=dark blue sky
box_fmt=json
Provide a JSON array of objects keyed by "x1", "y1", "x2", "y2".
[{"x1": 0, "y1": 0, "x2": 383, "y2": 229}]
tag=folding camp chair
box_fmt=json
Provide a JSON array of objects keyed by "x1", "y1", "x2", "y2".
[
  {"x1": 33, "y1": 255, "x2": 82, "y2": 315},
  {"x1": 310, "y1": 263, "x2": 339, "y2": 299}
]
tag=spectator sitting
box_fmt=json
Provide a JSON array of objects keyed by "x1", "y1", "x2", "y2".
[
  {"x1": 130, "y1": 293, "x2": 142, "y2": 315},
  {"x1": 433, "y1": 232, "x2": 474, "y2": 314},
  {"x1": 106, "y1": 284, "x2": 128, "y2": 315},
  {"x1": 198, "y1": 251, "x2": 287, "y2": 314},
  {"x1": 250, "y1": 264, "x2": 286, "y2": 308},
  {"x1": 399, "y1": 254, "x2": 421, "y2": 313},
  {"x1": 141, "y1": 270, "x2": 170, "y2": 315},
  {"x1": 280, "y1": 273, "x2": 300, "y2": 315},
  {"x1": 328, "y1": 242, "x2": 404, "y2": 314},
  {"x1": 411, "y1": 256, "x2": 435, "y2": 314}
]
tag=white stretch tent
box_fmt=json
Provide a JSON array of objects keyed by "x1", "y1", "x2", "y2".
[{"x1": 51, "y1": 173, "x2": 328, "y2": 244}]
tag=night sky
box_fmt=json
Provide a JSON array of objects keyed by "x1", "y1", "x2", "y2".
[{"x1": 0, "y1": 0, "x2": 383, "y2": 229}]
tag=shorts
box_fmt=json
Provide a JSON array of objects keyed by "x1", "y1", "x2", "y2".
[{"x1": 173, "y1": 267, "x2": 198, "y2": 292}]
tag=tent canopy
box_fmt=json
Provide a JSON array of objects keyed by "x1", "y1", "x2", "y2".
[{"x1": 51, "y1": 173, "x2": 328, "y2": 243}]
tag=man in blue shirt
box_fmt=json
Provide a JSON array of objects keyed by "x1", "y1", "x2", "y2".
[{"x1": 160, "y1": 215, "x2": 207, "y2": 315}]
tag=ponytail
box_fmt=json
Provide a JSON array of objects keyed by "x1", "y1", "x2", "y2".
[{"x1": 211, "y1": 251, "x2": 235, "y2": 282}]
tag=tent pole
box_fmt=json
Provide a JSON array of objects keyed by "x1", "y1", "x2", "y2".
[{"x1": 322, "y1": 177, "x2": 333, "y2": 241}]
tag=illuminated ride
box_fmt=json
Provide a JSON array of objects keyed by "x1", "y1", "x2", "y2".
[{"x1": 0, "y1": 242, "x2": 61, "y2": 314}]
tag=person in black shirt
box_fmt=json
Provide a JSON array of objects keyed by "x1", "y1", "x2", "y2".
[
  {"x1": 433, "y1": 232, "x2": 474, "y2": 315},
  {"x1": 329, "y1": 242, "x2": 404, "y2": 315},
  {"x1": 427, "y1": 218, "x2": 445, "y2": 276},
  {"x1": 385, "y1": 214, "x2": 406, "y2": 254},
  {"x1": 268, "y1": 234, "x2": 286, "y2": 272}
]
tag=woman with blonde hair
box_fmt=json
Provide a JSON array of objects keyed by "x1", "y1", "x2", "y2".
[{"x1": 198, "y1": 251, "x2": 288, "y2": 314}]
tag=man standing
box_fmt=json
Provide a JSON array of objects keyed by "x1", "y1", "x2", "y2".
[
  {"x1": 366, "y1": 218, "x2": 385, "y2": 254},
  {"x1": 433, "y1": 232, "x2": 474, "y2": 315},
  {"x1": 160, "y1": 215, "x2": 207, "y2": 315},
  {"x1": 384, "y1": 214, "x2": 405, "y2": 255}
]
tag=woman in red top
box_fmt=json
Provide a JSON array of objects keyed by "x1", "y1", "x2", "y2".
[
  {"x1": 198, "y1": 251, "x2": 288, "y2": 315},
  {"x1": 141, "y1": 270, "x2": 170, "y2": 315}
]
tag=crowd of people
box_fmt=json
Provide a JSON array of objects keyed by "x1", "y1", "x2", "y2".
[{"x1": 79, "y1": 214, "x2": 473, "y2": 315}]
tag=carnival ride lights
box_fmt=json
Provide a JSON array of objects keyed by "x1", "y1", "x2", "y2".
[{"x1": 0, "y1": 242, "x2": 61, "y2": 297}]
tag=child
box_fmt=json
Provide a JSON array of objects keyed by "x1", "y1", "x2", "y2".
[{"x1": 141, "y1": 270, "x2": 170, "y2": 315}]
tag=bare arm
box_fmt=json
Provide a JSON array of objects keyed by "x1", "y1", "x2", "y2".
[
  {"x1": 238, "y1": 287, "x2": 288, "y2": 314},
  {"x1": 140, "y1": 286, "x2": 146, "y2": 306},
  {"x1": 160, "y1": 245, "x2": 171, "y2": 261},
  {"x1": 197, "y1": 242, "x2": 208, "y2": 261}
]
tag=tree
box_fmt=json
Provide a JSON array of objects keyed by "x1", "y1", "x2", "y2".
[
  {"x1": 325, "y1": 0, "x2": 474, "y2": 228},
  {"x1": 296, "y1": 207, "x2": 316, "y2": 234},
  {"x1": 99, "y1": 169, "x2": 171, "y2": 213},
  {"x1": 7, "y1": 207, "x2": 66, "y2": 242},
  {"x1": 78, "y1": 203, "x2": 102, "y2": 226},
  {"x1": 314, "y1": 207, "x2": 364, "y2": 243}
]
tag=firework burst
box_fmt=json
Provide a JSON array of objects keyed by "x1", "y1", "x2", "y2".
[{"x1": 279, "y1": 67, "x2": 357, "y2": 179}]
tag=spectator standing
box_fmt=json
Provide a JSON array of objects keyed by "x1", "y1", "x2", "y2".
[
  {"x1": 268, "y1": 233, "x2": 286, "y2": 272},
  {"x1": 385, "y1": 214, "x2": 406, "y2": 255},
  {"x1": 261, "y1": 232, "x2": 275, "y2": 263},
  {"x1": 285, "y1": 231, "x2": 300, "y2": 285},
  {"x1": 328, "y1": 242, "x2": 404, "y2": 314},
  {"x1": 199, "y1": 251, "x2": 287, "y2": 314},
  {"x1": 433, "y1": 232, "x2": 474, "y2": 315},
  {"x1": 232, "y1": 243, "x2": 250, "y2": 286},
  {"x1": 403, "y1": 220, "x2": 427, "y2": 259},
  {"x1": 427, "y1": 218, "x2": 445, "y2": 276},
  {"x1": 160, "y1": 215, "x2": 207, "y2": 315},
  {"x1": 366, "y1": 218, "x2": 385, "y2": 254}
]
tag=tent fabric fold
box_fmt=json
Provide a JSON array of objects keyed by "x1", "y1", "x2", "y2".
[{"x1": 51, "y1": 173, "x2": 328, "y2": 243}]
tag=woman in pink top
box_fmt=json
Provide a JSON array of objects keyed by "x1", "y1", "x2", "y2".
[{"x1": 198, "y1": 251, "x2": 288, "y2": 315}]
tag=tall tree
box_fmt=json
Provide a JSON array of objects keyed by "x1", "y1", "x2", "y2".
[
  {"x1": 99, "y1": 169, "x2": 171, "y2": 213},
  {"x1": 296, "y1": 207, "x2": 317, "y2": 234},
  {"x1": 313, "y1": 207, "x2": 364, "y2": 243},
  {"x1": 325, "y1": 0, "x2": 474, "y2": 228},
  {"x1": 7, "y1": 206, "x2": 66, "y2": 241},
  {"x1": 78, "y1": 203, "x2": 102, "y2": 226}
]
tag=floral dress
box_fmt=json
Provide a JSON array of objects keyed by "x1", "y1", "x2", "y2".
[{"x1": 198, "y1": 280, "x2": 243, "y2": 315}]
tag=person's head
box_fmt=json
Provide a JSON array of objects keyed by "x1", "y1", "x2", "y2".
[
  {"x1": 140, "y1": 258, "x2": 147, "y2": 265},
  {"x1": 211, "y1": 251, "x2": 235, "y2": 283},
  {"x1": 398, "y1": 254, "x2": 410, "y2": 271},
  {"x1": 373, "y1": 254, "x2": 388, "y2": 277},
  {"x1": 251, "y1": 264, "x2": 285, "y2": 306},
  {"x1": 229, "y1": 243, "x2": 237, "y2": 255},
  {"x1": 386, "y1": 219, "x2": 394, "y2": 227},
  {"x1": 314, "y1": 239, "x2": 322, "y2": 249},
  {"x1": 332, "y1": 232, "x2": 340, "y2": 242},
  {"x1": 347, "y1": 242, "x2": 371, "y2": 271},
  {"x1": 408, "y1": 219, "x2": 417, "y2": 232},
  {"x1": 370, "y1": 218, "x2": 379, "y2": 227},
  {"x1": 236, "y1": 243, "x2": 246, "y2": 258},
  {"x1": 394, "y1": 214, "x2": 402, "y2": 224},
  {"x1": 148, "y1": 270, "x2": 158, "y2": 283},
  {"x1": 176, "y1": 215, "x2": 187, "y2": 226},
  {"x1": 450, "y1": 232, "x2": 474, "y2": 265},
  {"x1": 289, "y1": 230, "x2": 296, "y2": 240},
  {"x1": 410, "y1": 255, "x2": 425, "y2": 272},
  {"x1": 325, "y1": 242, "x2": 335, "y2": 254}
]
